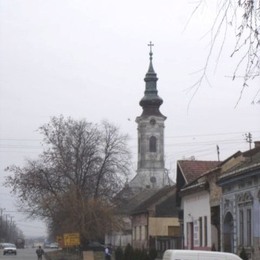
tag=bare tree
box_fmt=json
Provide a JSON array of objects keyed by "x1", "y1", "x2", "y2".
[
  {"x1": 5, "y1": 115, "x2": 131, "y2": 243},
  {"x1": 189, "y1": 0, "x2": 259, "y2": 105}
]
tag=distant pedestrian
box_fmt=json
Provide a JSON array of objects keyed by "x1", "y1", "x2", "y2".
[
  {"x1": 105, "y1": 245, "x2": 111, "y2": 260},
  {"x1": 36, "y1": 246, "x2": 44, "y2": 260}
]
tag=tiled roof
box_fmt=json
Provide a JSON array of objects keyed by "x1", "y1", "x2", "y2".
[
  {"x1": 130, "y1": 185, "x2": 176, "y2": 215},
  {"x1": 116, "y1": 188, "x2": 160, "y2": 215},
  {"x1": 178, "y1": 160, "x2": 220, "y2": 184},
  {"x1": 242, "y1": 146, "x2": 260, "y2": 158},
  {"x1": 219, "y1": 148, "x2": 260, "y2": 181},
  {"x1": 117, "y1": 185, "x2": 177, "y2": 216}
]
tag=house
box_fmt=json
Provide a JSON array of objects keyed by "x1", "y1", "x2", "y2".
[
  {"x1": 107, "y1": 185, "x2": 180, "y2": 254},
  {"x1": 178, "y1": 152, "x2": 246, "y2": 251},
  {"x1": 217, "y1": 142, "x2": 260, "y2": 260},
  {"x1": 176, "y1": 160, "x2": 220, "y2": 250},
  {"x1": 129, "y1": 185, "x2": 180, "y2": 256}
]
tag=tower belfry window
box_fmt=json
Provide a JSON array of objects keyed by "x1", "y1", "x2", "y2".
[{"x1": 149, "y1": 136, "x2": 157, "y2": 152}]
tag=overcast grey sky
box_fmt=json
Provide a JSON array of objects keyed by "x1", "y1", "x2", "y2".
[{"x1": 0, "y1": 0, "x2": 259, "y2": 238}]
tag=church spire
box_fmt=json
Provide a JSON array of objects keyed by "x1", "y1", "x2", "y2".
[
  {"x1": 130, "y1": 43, "x2": 169, "y2": 189},
  {"x1": 147, "y1": 41, "x2": 155, "y2": 73},
  {"x1": 139, "y1": 42, "x2": 164, "y2": 117}
]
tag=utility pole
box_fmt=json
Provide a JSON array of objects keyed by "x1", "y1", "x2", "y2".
[
  {"x1": 5, "y1": 214, "x2": 10, "y2": 241},
  {"x1": 0, "y1": 208, "x2": 5, "y2": 242},
  {"x1": 216, "y1": 145, "x2": 220, "y2": 161},
  {"x1": 9, "y1": 216, "x2": 13, "y2": 242}
]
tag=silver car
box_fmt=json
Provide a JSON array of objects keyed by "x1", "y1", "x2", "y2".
[{"x1": 3, "y1": 243, "x2": 17, "y2": 255}]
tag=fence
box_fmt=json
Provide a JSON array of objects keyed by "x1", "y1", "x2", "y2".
[
  {"x1": 45, "y1": 250, "x2": 105, "y2": 260},
  {"x1": 45, "y1": 249, "x2": 82, "y2": 260}
]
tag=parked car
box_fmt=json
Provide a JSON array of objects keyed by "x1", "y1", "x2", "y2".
[
  {"x1": 163, "y1": 250, "x2": 242, "y2": 260},
  {"x1": 3, "y1": 243, "x2": 17, "y2": 255},
  {"x1": 85, "y1": 241, "x2": 105, "y2": 251},
  {"x1": 49, "y1": 243, "x2": 59, "y2": 249}
]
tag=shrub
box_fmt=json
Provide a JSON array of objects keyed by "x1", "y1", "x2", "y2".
[
  {"x1": 124, "y1": 244, "x2": 134, "y2": 260},
  {"x1": 149, "y1": 248, "x2": 157, "y2": 260},
  {"x1": 133, "y1": 248, "x2": 143, "y2": 260},
  {"x1": 115, "y1": 246, "x2": 124, "y2": 260},
  {"x1": 240, "y1": 247, "x2": 248, "y2": 260}
]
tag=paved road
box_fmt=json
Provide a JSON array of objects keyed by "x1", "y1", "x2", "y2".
[{"x1": 0, "y1": 248, "x2": 51, "y2": 260}]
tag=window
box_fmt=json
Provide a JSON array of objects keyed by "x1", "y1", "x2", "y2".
[
  {"x1": 149, "y1": 136, "x2": 157, "y2": 152},
  {"x1": 141, "y1": 226, "x2": 145, "y2": 240},
  {"x1": 136, "y1": 226, "x2": 140, "y2": 241},
  {"x1": 187, "y1": 222, "x2": 194, "y2": 249},
  {"x1": 238, "y1": 192, "x2": 253, "y2": 247},
  {"x1": 239, "y1": 210, "x2": 244, "y2": 245},
  {"x1": 145, "y1": 225, "x2": 148, "y2": 240},
  {"x1": 150, "y1": 119, "x2": 156, "y2": 125},
  {"x1": 199, "y1": 217, "x2": 202, "y2": 247},
  {"x1": 247, "y1": 209, "x2": 252, "y2": 246},
  {"x1": 239, "y1": 208, "x2": 252, "y2": 246},
  {"x1": 204, "y1": 216, "x2": 208, "y2": 246},
  {"x1": 133, "y1": 227, "x2": 136, "y2": 241}
]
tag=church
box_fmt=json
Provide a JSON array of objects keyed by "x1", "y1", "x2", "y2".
[
  {"x1": 106, "y1": 44, "x2": 180, "y2": 252},
  {"x1": 129, "y1": 42, "x2": 172, "y2": 190}
]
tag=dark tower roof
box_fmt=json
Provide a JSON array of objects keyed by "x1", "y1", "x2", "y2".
[{"x1": 139, "y1": 42, "x2": 165, "y2": 117}]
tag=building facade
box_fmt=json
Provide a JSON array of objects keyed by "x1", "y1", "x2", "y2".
[
  {"x1": 176, "y1": 160, "x2": 220, "y2": 249},
  {"x1": 218, "y1": 144, "x2": 260, "y2": 260},
  {"x1": 130, "y1": 186, "x2": 180, "y2": 256},
  {"x1": 178, "y1": 149, "x2": 256, "y2": 254},
  {"x1": 177, "y1": 160, "x2": 220, "y2": 250},
  {"x1": 182, "y1": 190, "x2": 212, "y2": 250}
]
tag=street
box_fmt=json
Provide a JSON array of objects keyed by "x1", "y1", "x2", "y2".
[{"x1": 0, "y1": 248, "x2": 50, "y2": 260}]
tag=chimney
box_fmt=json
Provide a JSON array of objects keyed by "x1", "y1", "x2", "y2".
[{"x1": 254, "y1": 141, "x2": 260, "y2": 148}]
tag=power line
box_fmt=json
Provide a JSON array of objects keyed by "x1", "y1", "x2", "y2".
[
  {"x1": 0, "y1": 139, "x2": 41, "y2": 142},
  {"x1": 165, "y1": 130, "x2": 260, "y2": 139},
  {"x1": 0, "y1": 137, "x2": 251, "y2": 150},
  {"x1": 0, "y1": 130, "x2": 260, "y2": 142}
]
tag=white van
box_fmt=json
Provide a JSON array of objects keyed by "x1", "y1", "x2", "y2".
[{"x1": 163, "y1": 250, "x2": 242, "y2": 260}]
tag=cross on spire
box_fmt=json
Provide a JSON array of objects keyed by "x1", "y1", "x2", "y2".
[
  {"x1": 148, "y1": 41, "x2": 154, "y2": 53},
  {"x1": 148, "y1": 41, "x2": 154, "y2": 60}
]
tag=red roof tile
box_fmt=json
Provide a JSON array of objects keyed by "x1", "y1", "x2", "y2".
[{"x1": 178, "y1": 160, "x2": 220, "y2": 184}]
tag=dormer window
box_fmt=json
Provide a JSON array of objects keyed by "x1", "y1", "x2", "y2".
[{"x1": 149, "y1": 136, "x2": 157, "y2": 152}]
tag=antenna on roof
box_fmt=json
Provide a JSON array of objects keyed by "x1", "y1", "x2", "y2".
[
  {"x1": 245, "y1": 132, "x2": 253, "y2": 162},
  {"x1": 244, "y1": 132, "x2": 252, "y2": 150}
]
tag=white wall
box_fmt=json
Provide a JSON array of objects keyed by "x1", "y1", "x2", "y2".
[{"x1": 183, "y1": 190, "x2": 211, "y2": 249}]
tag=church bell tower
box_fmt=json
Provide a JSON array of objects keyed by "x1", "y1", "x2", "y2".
[{"x1": 129, "y1": 42, "x2": 169, "y2": 189}]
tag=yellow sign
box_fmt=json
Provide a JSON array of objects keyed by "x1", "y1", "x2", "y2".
[{"x1": 63, "y1": 233, "x2": 80, "y2": 246}]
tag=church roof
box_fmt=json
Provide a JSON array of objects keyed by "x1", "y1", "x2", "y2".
[{"x1": 139, "y1": 42, "x2": 165, "y2": 118}]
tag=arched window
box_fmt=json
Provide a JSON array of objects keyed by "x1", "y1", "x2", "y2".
[{"x1": 149, "y1": 136, "x2": 157, "y2": 152}]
